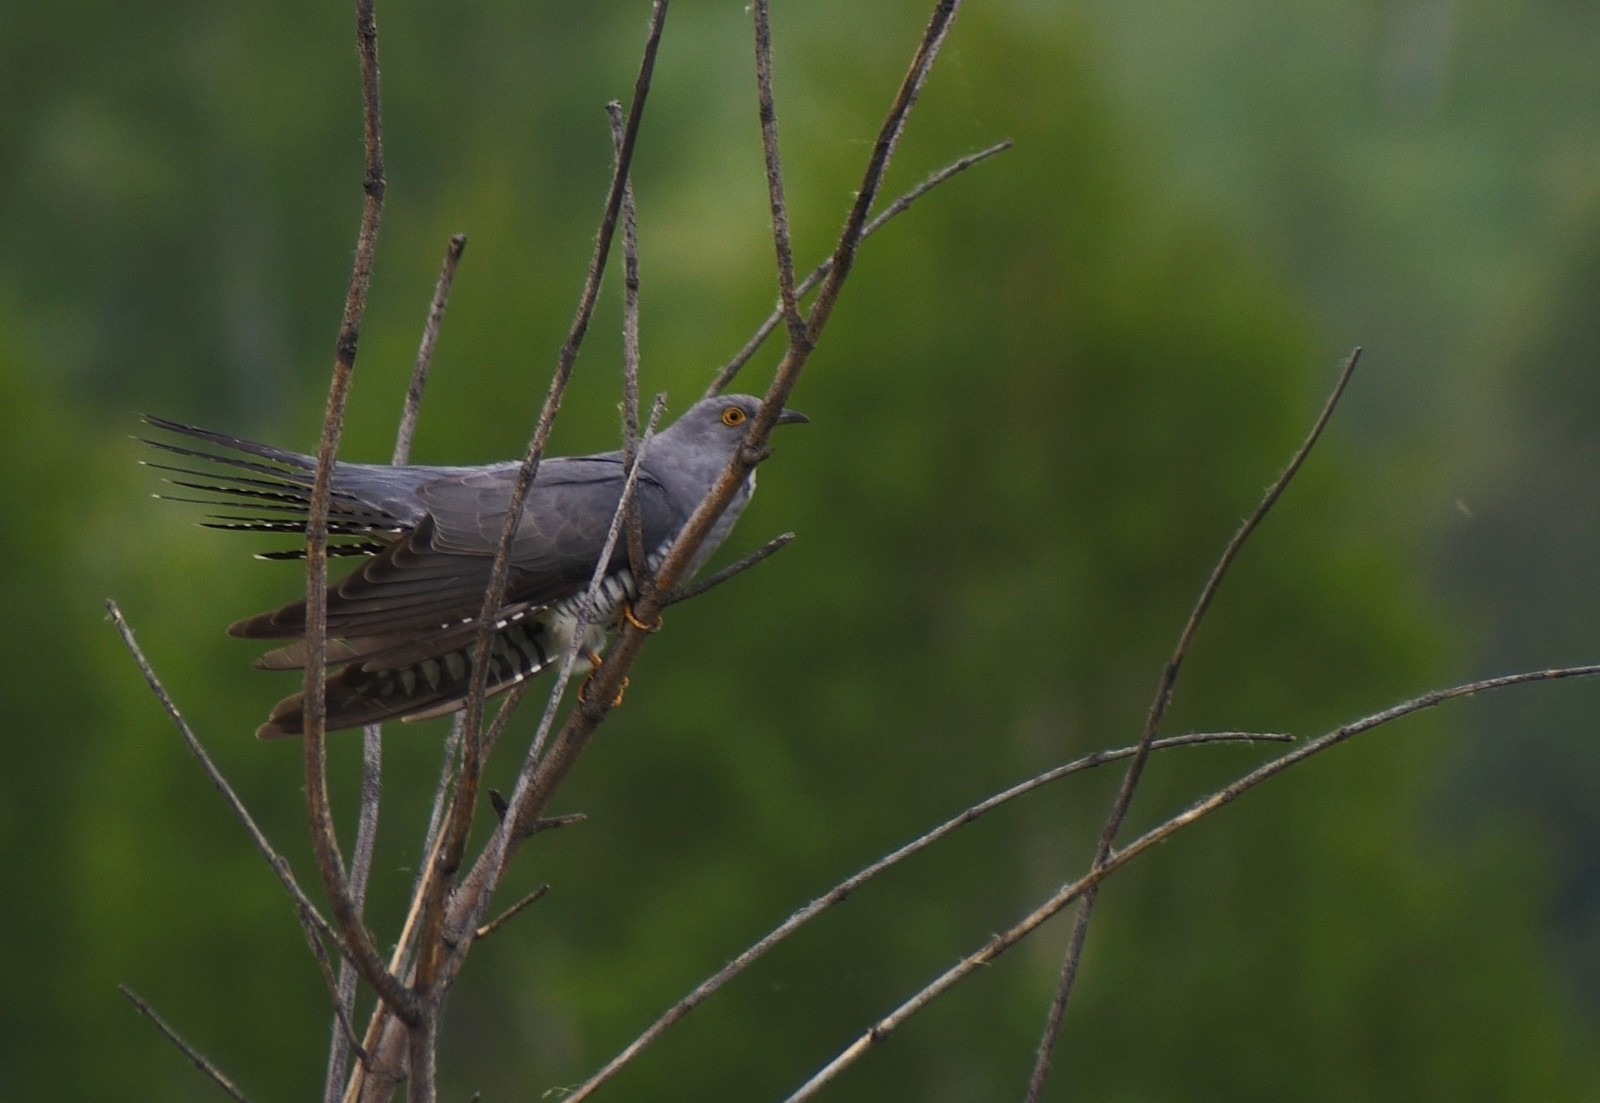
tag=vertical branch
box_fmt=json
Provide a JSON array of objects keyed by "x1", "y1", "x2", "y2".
[
  {"x1": 1021, "y1": 349, "x2": 1364, "y2": 1099},
  {"x1": 345, "y1": 0, "x2": 671, "y2": 1066},
  {"x1": 534, "y1": 391, "x2": 666, "y2": 768},
  {"x1": 705, "y1": 139, "x2": 1010, "y2": 398},
  {"x1": 394, "y1": 234, "x2": 468, "y2": 464},
  {"x1": 405, "y1": 1018, "x2": 437, "y2": 1103},
  {"x1": 485, "y1": 395, "x2": 668, "y2": 890},
  {"x1": 486, "y1": 0, "x2": 963, "y2": 888},
  {"x1": 324, "y1": 232, "x2": 468, "y2": 1103},
  {"x1": 606, "y1": 102, "x2": 649, "y2": 586},
  {"x1": 800, "y1": 0, "x2": 960, "y2": 348},
  {"x1": 751, "y1": 0, "x2": 805, "y2": 346},
  {"x1": 407, "y1": 0, "x2": 670, "y2": 1049},
  {"x1": 323, "y1": 726, "x2": 383, "y2": 1102},
  {"x1": 299, "y1": 0, "x2": 419, "y2": 1027}
]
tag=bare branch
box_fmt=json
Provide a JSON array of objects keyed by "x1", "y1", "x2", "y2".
[
  {"x1": 359, "y1": 712, "x2": 466, "y2": 1017},
  {"x1": 325, "y1": 723, "x2": 384, "y2": 1102},
  {"x1": 660, "y1": 532, "x2": 795, "y2": 608},
  {"x1": 394, "y1": 233, "x2": 468, "y2": 465},
  {"x1": 503, "y1": 394, "x2": 668, "y2": 819},
  {"x1": 413, "y1": 3, "x2": 672, "y2": 1017},
  {"x1": 799, "y1": 0, "x2": 961, "y2": 348},
  {"x1": 417, "y1": 717, "x2": 466, "y2": 883},
  {"x1": 106, "y1": 602, "x2": 342, "y2": 960},
  {"x1": 120, "y1": 985, "x2": 251, "y2": 1103},
  {"x1": 785, "y1": 662, "x2": 1600, "y2": 1101},
  {"x1": 511, "y1": 0, "x2": 969, "y2": 849},
  {"x1": 349, "y1": 695, "x2": 520, "y2": 1100},
  {"x1": 607, "y1": 100, "x2": 650, "y2": 593},
  {"x1": 347, "y1": 395, "x2": 672, "y2": 1100},
  {"x1": 708, "y1": 141, "x2": 1009, "y2": 396},
  {"x1": 531, "y1": 393, "x2": 667, "y2": 765},
  {"x1": 1025, "y1": 348, "x2": 1362, "y2": 1099},
  {"x1": 475, "y1": 884, "x2": 551, "y2": 941},
  {"x1": 297, "y1": 0, "x2": 419, "y2": 1025},
  {"x1": 752, "y1": 0, "x2": 806, "y2": 346},
  {"x1": 563, "y1": 731, "x2": 1290, "y2": 1100},
  {"x1": 406, "y1": 1017, "x2": 437, "y2": 1103}
]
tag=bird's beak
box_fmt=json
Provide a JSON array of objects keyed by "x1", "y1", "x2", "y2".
[{"x1": 777, "y1": 408, "x2": 809, "y2": 426}]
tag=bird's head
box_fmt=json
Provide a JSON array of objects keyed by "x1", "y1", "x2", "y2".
[{"x1": 664, "y1": 394, "x2": 809, "y2": 456}]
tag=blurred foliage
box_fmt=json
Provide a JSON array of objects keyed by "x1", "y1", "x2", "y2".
[{"x1": 4, "y1": 1, "x2": 1599, "y2": 1100}]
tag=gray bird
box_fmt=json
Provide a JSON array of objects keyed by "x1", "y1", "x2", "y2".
[{"x1": 144, "y1": 395, "x2": 807, "y2": 738}]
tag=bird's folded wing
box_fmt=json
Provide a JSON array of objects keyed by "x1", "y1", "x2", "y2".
[{"x1": 232, "y1": 457, "x2": 680, "y2": 642}]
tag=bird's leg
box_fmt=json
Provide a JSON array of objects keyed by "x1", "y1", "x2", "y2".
[
  {"x1": 618, "y1": 600, "x2": 662, "y2": 633},
  {"x1": 577, "y1": 649, "x2": 629, "y2": 708}
]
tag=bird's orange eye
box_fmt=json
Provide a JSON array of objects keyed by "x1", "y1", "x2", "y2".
[{"x1": 720, "y1": 406, "x2": 747, "y2": 427}]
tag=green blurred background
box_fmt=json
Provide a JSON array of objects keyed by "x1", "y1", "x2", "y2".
[{"x1": 5, "y1": 1, "x2": 1600, "y2": 1098}]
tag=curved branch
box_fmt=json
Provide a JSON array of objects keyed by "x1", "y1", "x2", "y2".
[
  {"x1": 1026, "y1": 347, "x2": 1362, "y2": 1098},
  {"x1": 786, "y1": 662, "x2": 1600, "y2": 1101},
  {"x1": 564, "y1": 731, "x2": 1290, "y2": 1100}
]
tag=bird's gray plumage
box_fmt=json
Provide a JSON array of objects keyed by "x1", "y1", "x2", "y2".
[{"x1": 144, "y1": 395, "x2": 806, "y2": 738}]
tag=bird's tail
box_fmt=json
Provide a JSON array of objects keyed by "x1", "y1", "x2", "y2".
[
  {"x1": 254, "y1": 608, "x2": 566, "y2": 738},
  {"x1": 139, "y1": 415, "x2": 405, "y2": 558}
]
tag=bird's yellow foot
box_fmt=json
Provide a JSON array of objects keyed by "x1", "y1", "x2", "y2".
[
  {"x1": 618, "y1": 600, "x2": 663, "y2": 633},
  {"x1": 577, "y1": 649, "x2": 629, "y2": 707}
]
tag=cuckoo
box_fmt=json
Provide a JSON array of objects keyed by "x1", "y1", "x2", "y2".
[{"x1": 144, "y1": 395, "x2": 806, "y2": 738}]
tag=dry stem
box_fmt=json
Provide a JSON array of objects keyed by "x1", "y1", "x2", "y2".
[
  {"x1": 1024, "y1": 347, "x2": 1362, "y2": 1099},
  {"x1": 787, "y1": 662, "x2": 1600, "y2": 1101}
]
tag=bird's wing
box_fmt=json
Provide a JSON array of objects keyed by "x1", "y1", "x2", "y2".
[{"x1": 231, "y1": 457, "x2": 681, "y2": 642}]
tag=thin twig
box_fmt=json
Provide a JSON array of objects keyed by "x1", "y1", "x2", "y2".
[
  {"x1": 660, "y1": 532, "x2": 795, "y2": 608},
  {"x1": 105, "y1": 602, "x2": 340, "y2": 961},
  {"x1": 528, "y1": 393, "x2": 665, "y2": 775},
  {"x1": 607, "y1": 102, "x2": 650, "y2": 588},
  {"x1": 475, "y1": 884, "x2": 551, "y2": 941},
  {"x1": 298, "y1": 0, "x2": 418, "y2": 1026},
  {"x1": 346, "y1": 397, "x2": 671, "y2": 1100},
  {"x1": 417, "y1": 716, "x2": 466, "y2": 885},
  {"x1": 395, "y1": 233, "x2": 467, "y2": 461},
  {"x1": 325, "y1": 723, "x2": 384, "y2": 1102},
  {"x1": 394, "y1": 234, "x2": 468, "y2": 465},
  {"x1": 322, "y1": 236, "x2": 470, "y2": 1100},
  {"x1": 503, "y1": 395, "x2": 667, "y2": 823},
  {"x1": 798, "y1": 0, "x2": 961, "y2": 349},
  {"x1": 470, "y1": 0, "x2": 963, "y2": 920},
  {"x1": 410, "y1": 0, "x2": 671, "y2": 1018},
  {"x1": 303, "y1": 912, "x2": 372, "y2": 1073},
  {"x1": 706, "y1": 140, "x2": 1010, "y2": 398},
  {"x1": 752, "y1": 0, "x2": 806, "y2": 347},
  {"x1": 784, "y1": 661, "x2": 1600, "y2": 1102},
  {"x1": 106, "y1": 614, "x2": 362, "y2": 1095},
  {"x1": 371, "y1": 713, "x2": 467, "y2": 1002},
  {"x1": 364, "y1": 696, "x2": 512, "y2": 1079},
  {"x1": 120, "y1": 985, "x2": 251, "y2": 1103},
  {"x1": 1024, "y1": 348, "x2": 1362, "y2": 1100},
  {"x1": 562, "y1": 731, "x2": 1289, "y2": 1101}
]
